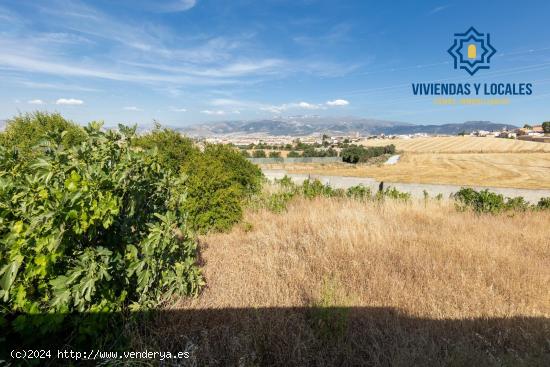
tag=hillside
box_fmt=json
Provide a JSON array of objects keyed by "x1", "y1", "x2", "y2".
[{"x1": 180, "y1": 117, "x2": 515, "y2": 136}]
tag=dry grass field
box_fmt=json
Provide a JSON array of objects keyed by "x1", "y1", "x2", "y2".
[
  {"x1": 138, "y1": 198, "x2": 550, "y2": 366},
  {"x1": 277, "y1": 136, "x2": 550, "y2": 189},
  {"x1": 361, "y1": 136, "x2": 550, "y2": 153},
  {"x1": 286, "y1": 152, "x2": 550, "y2": 189}
]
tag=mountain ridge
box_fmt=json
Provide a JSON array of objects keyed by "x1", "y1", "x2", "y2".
[{"x1": 179, "y1": 117, "x2": 516, "y2": 136}]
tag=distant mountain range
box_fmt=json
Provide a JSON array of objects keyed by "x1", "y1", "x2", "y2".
[{"x1": 179, "y1": 116, "x2": 516, "y2": 137}]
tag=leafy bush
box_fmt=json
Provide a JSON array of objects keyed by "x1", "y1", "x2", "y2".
[
  {"x1": 505, "y1": 196, "x2": 530, "y2": 212},
  {"x1": 536, "y1": 197, "x2": 550, "y2": 210},
  {"x1": 0, "y1": 123, "x2": 203, "y2": 341},
  {"x1": 377, "y1": 187, "x2": 411, "y2": 202},
  {"x1": 180, "y1": 144, "x2": 263, "y2": 233},
  {"x1": 268, "y1": 151, "x2": 281, "y2": 158},
  {"x1": 135, "y1": 128, "x2": 263, "y2": 234},
  {"x1": 453, "y1": 188, "x2": 506, "y2": 213},
  {"x1": 346, "y1": 185, "x2": 372, "y2": 200},
  {"x1": 287, "y1": 150, "x2": 301, "y2": 158},
  {"x1": 265, "y1": 192, "x2": 296, "y2": 213},
  {"x1": 181, "y1": 156, "x2": 244, "y2": 233},
  {"x1": 453, "y1": 188, "x2": 546, "y2": 214},
  {"x1": 301, "y1": 179, "x2": 344, "y2": 199}
]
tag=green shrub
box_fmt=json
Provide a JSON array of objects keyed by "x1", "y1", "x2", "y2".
[
  {"x1": 0, "y1": 123, "x2": 203, "y2": 343},
  {"x1": 377, "y1": 187, "x2": 411, "y2": 202},
  {"x1": 301, "y1": 179, "x2": 343, "y2": 199},
  {"x1": 454, "y1": 188, "x2": 533, "y2": 213},
  {"x1": 346, "y1": 185, "x2": 372, "y2": 200},
  {"x1": 275, "y1": 175, "x2": 295, "y2": 189},
  {"x1": 268, "y1": 151, "x2": 281, "y2": 158},
  {"x1": 453, "y1": 188, "x2": 506, "y2": 213},
  {"x1": 537, "y1": 197, "x2": 550, "y2": 210},
  {"x1": 181, "y1": 157, "x2": 244, "y2": 233},
  {"x1": 201, "y1": 144, "x2": 263, "y2": 196},
  {"x1": 505, "y1": 196, "x2": 530, "y2": 212},
  {"x1": 266, "y1": 192, "x2": 296, "y2": 213},
  {"x1": 287, "y1": 150, "x2": 301, "y2": 158},
  {"x1": 135, "y1": 128, "x2": 263, "y2": 233},
  {"x1": 180, "y1": 144, "x2": 263, "y2": 233}
]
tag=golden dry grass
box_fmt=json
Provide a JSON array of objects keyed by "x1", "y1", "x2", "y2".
[
  {"x1": 361, "y1": 136, "x2": 550, "y2": 153},
  {"x1": 187, "y1": 198, "x2": 550, "y2": 317},
  {"x1": 140, "y1": 198, "x2": 550, "y2": 365},
  {"x1": 286, "y1": 152, "x2": 550, "y2": 189}
]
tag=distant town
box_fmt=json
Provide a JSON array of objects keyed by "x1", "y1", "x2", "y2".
[{"x1": 200, "y1": 123, "x2": 550, "y2": 147}]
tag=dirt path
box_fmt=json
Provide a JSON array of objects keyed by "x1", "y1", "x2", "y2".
[{"x1": 263, "y1": 169, "x2": 550, "y2": 203}]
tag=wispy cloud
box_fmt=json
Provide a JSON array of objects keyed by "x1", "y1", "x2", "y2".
[
  {"x1": 18, "y1": 80, "x2": 100, "y2": 92},
  {"x1": 428, "y1": 5, "x2": 449, "y2": 15},
  {"x1": 56, "y1": 98, "x2": 84, "y2": 105},
  {"x1": 123, "y1": 106, "x2": 142, "y2": 111},
  {"x1": 28, "y1": 99, "x2": 46, "y2": 105},
  {"x1": 200, "y1": 109, "x2": 226, "y2": 115},
  {"x1": 262, "y1": 99, "x2": 350, "y2": 113},
  {"x1": 170, "y1": 107, "x2": 187, "y2": 112},
  {"x1": 0, "y1": 0, "x2": 357, "y2": 92},
  {"x1": 157, "y1": 0, "x2": 197, "y2": 13}
]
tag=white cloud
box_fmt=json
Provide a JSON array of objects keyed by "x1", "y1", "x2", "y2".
[
  {"x1": 56, "y1": 98, "x2": 84, "y2": 105},
  {"x1": 28, "y1": 99, "x2": 46, "y2": 105},
  {"x1": 297, "y1": 101, "x2": 321, "y2": 110},
  {"x1": 200, "y1": 110, "x2": 226, "y2": 115},
  {"x1": 123, "y1": 106, "x2": 142, "y2": 111},
  {"x1": 326, "y1": 99, "x2": 349, "y2": 106},
  {"x1": 210, "y1": 98, "x2": 246, "y2": 107},
  {"x1": 261, "y1": 101, "x2": 325, "y2": 113},
  {"x1": 170, "y1": 107, "x2": 187, "y2": 112}
]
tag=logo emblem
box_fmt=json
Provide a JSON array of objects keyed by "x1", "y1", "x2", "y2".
[{"x1": 448, "y1": 27, "x2": 496, "y2": 76}]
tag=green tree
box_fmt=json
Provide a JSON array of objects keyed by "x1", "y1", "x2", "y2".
[
  {"x1": 0, "y1": 112, "x2": 86, "y2": 160},
  {"x1": 253, "y1": 149, "x2": 266, "y2": 158},
  {"x1": 542, "y1": 121, "x2": 550, "y2": 134},
  {"x1": 133, "y1": 125, "x2": 198, "y2": 172}
]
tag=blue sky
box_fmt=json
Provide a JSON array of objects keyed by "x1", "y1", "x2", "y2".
[{"x1": 1, "y1": 0, "x2": 549, "y2": 126}]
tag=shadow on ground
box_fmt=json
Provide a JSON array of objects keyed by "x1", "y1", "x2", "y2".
[{"x1": 2, "y1": 307, "x2": 549, "y2": 366}]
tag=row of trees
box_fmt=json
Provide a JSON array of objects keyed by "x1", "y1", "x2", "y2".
[
  {"x1": 340, "y1": 144, "x2": 396, "y2": 163},
  {"x1": 243, "y1": 144, "x2": 394, "y2": 161},
  {"x1": 238, "y1": 136, "x2": 353, "y2": 151}
]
